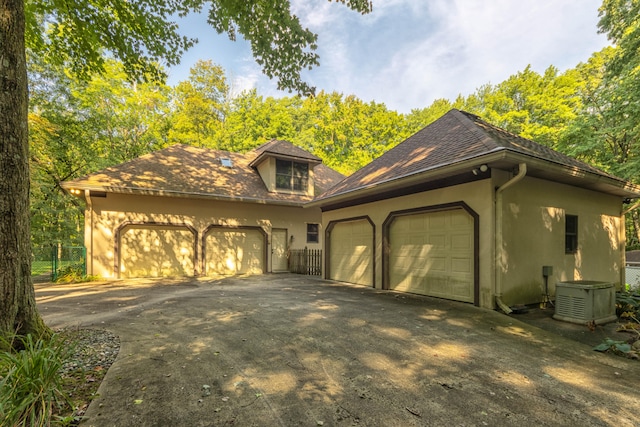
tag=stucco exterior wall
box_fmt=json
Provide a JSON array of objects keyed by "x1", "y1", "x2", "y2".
[
  {"x1": 321, "y1": 179, "x2": 496, "y2": 308},
  {"x1": 84, "y1": 193, "x2": 322, "y2": 278},
  {"x1": 499, "y1": 176, "x2": 623, "y2": 306}
]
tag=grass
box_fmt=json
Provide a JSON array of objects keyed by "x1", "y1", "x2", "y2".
[
  {"x1": 31, "y1": 260, "x2": 52, "y2": 277},
  {"x1": 0, "y1": 331, "x2": 106, "y2": 426},
  {"x1": 0, "y1": 333, "x2": 71, "y2": 426}
]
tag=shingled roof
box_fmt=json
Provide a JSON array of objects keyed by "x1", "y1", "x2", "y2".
[
  {"x1": 249, "y1": 139, "x2": 322, "y2": 167},
  {"x1": 314, "y1": 109, "x2": 639, "y2": 203},
  {"x1": 62, "y1": 143, "x2": 344, "y2": 206}
]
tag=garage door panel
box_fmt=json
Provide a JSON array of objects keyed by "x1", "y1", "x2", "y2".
[
  {"x1": 329, "y1": 219, "x2": 373, "y2": 286},
  {"x1": 430, "y1": 257, "x2": 447, "y2": 272},
  {"x1": 451, "y1": 257, "x2": 471, "y2": 273},
  {"x1": 429, "y1": 215, "x2": 446, "y2": 228},
  {"x1": 120, "y1": 226, "x2": 195, "y2": 278},
  {"x1": 206, "y1": 228, "x2": 264, "y2": 275},
  {"x1": 389, "y1": 208, "x2": 474, "y2": 303}
]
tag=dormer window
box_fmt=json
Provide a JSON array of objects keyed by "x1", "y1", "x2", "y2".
[{"x1": 276, "y1": 159, "x2": 308, "y2": 191}]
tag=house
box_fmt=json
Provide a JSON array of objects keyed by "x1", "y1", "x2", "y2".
[
  {"x1": 308, "y1": 109, "x2": 640, "y2": 309},
  {"x1": 64, "y1": 109, "x2": 640, "y2": 311},
  {"x1": 62, "y1": 140, "x2": 344, "y2": 279}
]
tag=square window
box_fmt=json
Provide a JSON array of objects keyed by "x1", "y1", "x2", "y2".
[
  {"x1": 307, "y1": 223, "x2": 319, "y2": 243},
  {"x1": 275, "y1": 159, "x2": 309, "y2": 191},
  {"x1": 565, "y1": 215, "x2": 578, "y2": 254}
]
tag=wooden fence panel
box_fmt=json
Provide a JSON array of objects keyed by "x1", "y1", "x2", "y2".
[{"x1": 289, "y1": 248, "x2": 322, "y2": 276}]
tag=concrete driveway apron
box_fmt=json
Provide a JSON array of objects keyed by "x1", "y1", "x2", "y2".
[{"x1": 37, "y1": 275, "x2": 640, "y2": 427}]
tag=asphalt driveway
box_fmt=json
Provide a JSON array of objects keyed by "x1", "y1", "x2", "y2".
[{"x1": 36, "y1": 275, "x2": 639, "y2": 426}]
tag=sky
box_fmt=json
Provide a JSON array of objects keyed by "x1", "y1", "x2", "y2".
[{"x1": 167, "y1": 0, "x2": 610, "y2": 114}]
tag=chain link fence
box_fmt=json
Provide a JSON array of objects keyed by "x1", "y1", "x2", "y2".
[{"x1": 32, "y1": 245, "x2": 86, "y2": 283}]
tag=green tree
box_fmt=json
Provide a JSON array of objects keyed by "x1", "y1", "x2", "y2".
[
  {"x1": 71, "y1": 60, "x2": 173, "y2": 166},
  {"x1": 28, "y1": 61, "x2": 86, "y2": 250},
  {"x1": 1, "y1": 0, "x2": 372, "y2": 339},
  {"x1": 219, "y1": 90, "x2": 303, "y2": 152},
  {"x1": 169, "y1": 60, "x2": 229, "y2": 148},
  {"x1": 460, "y1": 65, "x2": 581, "y2": 148},
  {"x1": 28, "y1": 57, "x2": 172, "y2": 256},
  {"x1": 404, "y1": 98, "x2": 460, "y2": 133},
  {"x1": 559, "y1": 0, "x2": 640, "y2": 246}
]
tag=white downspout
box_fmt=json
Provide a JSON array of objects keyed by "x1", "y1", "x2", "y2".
[
  {"x1": 84, "y1": 190, "x2": 93, "y2": 276},
  {"x1": 495, "y1": 163, "x2": 527, "y2": 314}
]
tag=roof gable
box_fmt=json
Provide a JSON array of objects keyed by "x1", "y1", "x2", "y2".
[
  {"x1": 62, "y1": 144, "x2": 344, "y2": 205},
  {"x1": 316, "y1": 109, "x2": 634, "y2": 202},
  {"x1": 249, "y1": 139, "x2": 321, "y2": 167}
]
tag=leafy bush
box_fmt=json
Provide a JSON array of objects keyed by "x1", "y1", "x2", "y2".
[
  {"x1": 55, "y1": 264, "x2": 100, "y2": 284},
  {"x1": 0, "y1": 334, "x2": 73, "y2": 427},
  {"x1": 593, "y1": 338, "x2": 632, "y2": 355},
  {"x1": 55, "y1": 264, "x2": 85, "y2": 284},
  {"x1": 616, "y1": 291, "x2": 640, "y2": 322}
]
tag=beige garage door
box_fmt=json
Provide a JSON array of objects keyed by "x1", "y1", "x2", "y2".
[
  {"x1": 329, "y1": 219, "x2": 373, "y2": 286},
  {"x1": 205, "y1": 228, "x2": 265, "y2": 275},
  {"x1": 389, "y1": 209, "x2": 474, "y2": 302},
  {"x1": 120, "y1": 225, "x2": 195, "y2": 278}
]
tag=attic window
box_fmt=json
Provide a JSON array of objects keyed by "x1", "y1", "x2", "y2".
[
  {"x1": 220, "y1": 158, "x2": 233, "y2": 167},
  {"x1": 276, "y1": 159, "x2": 308, "y2": 191}
]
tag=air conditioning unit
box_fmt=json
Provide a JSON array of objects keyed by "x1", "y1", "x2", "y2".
[{"x1": 553, "y1": 281, "x2": 617, "y2": 325}]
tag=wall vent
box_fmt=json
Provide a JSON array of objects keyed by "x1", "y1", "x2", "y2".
[{"x1": 553, "y1": 281, "x2": 617, "y2": 325}]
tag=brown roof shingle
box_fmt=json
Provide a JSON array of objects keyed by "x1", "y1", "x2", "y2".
[
  {"x1": 250, "y1": 139, "x2": 322, "y2": 166},
  {"x1": 316, "y1": 109, "x2": 622, "y2": 201},
  {"x1": 62, "y1": 143, "x2": 344, "y2": 205}
]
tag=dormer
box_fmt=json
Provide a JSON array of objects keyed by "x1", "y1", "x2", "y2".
[{"x1": 249, "y1": 140, "x2": 322, "y2": 197}]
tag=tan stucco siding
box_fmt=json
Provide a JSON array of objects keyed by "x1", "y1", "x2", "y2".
[
  {"x1": 85, "y1": 193, "x2": 323, "y2": 278},
  {"x1": 500, "y1": 176, "x2": 623, "y2": 306},
  {"x1": 321, "y1": 179, "x2": 495, "y2": 308}
]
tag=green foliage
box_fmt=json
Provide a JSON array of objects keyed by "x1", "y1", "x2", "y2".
[
  {"x1": 594, "y1": 292, "x2": 639, "y2": 358},
  {"x1": 204, "y1": 0, "x2": 372, "y2": 95},
  {"x1": 26, "y1": 0, "x2": 372, "y2": 94},
  {"x1": 25, "y1": 0, "x2": 196, "y2": 83},
  {"x1": 458, "y1": 65, "x2": 581, "y2": 149},
  {"x1": 168, "y1": 60, "x2": 230, "y2": 148},
  {"x1": 593, "y1": 338, "x2": 632, "y2": 354},
  {"x1": 54, "y1": 265, "x2": 99, "y2": 284},
  {"x1": 0, "y1": 334, "x2": 73, "y2": 427},
  {"x1": 616, "y1": 291, "x2": 640, "y2": 319}
]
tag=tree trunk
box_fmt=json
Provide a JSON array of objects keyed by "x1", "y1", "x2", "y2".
[{"x1": 0, "y1": 0, "x2": 49, "y2": 339}]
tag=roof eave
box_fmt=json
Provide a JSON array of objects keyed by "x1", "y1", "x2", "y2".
[
  {"x1": 307, "y1": 150, "x2": 640, "y2": 209},
  {"x1": 62, "y1": 183, "x2": 310, "y2": 207},
  {"x1": 306, "y1": 150, "x2": 509, "y2": 208}
]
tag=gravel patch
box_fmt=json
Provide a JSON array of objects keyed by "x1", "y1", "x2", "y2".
[
  {"x1": 54, "y1": 328, "x2": 120, "y2": 423},
  {"x1": 60, "y1": 328, "x2": 120, "y2": 375}
]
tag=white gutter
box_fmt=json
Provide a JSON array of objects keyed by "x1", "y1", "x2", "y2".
[{"x1": 495, "y1": 163, "x2": 527, "y2": 314}]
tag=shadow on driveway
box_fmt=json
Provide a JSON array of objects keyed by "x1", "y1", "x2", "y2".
[{"x1": 37, "y1": 275, "x2": 640, "y2": 426}]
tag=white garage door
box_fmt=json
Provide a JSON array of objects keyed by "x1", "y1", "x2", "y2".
[
  {"x1": 120, "y1": 225, "x2": 195, "y2": 278},
  {"x1": 329, "y1": 219, "x2": 373, "y2": 286},
  {"x1": 205, "y1": 228, "x2": 265, "y2": 275},
  {"x1": 389, "y1": 208, "x2": 474, "y2": 302}
]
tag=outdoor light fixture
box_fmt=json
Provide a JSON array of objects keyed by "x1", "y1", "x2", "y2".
[{"x1": 472, "y1": 164, "x2": 489, "y2": 175}]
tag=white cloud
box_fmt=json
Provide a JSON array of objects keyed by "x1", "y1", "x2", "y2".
[{"x1": 169, "y1": 0, "x2": 609, "y2": 113}]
